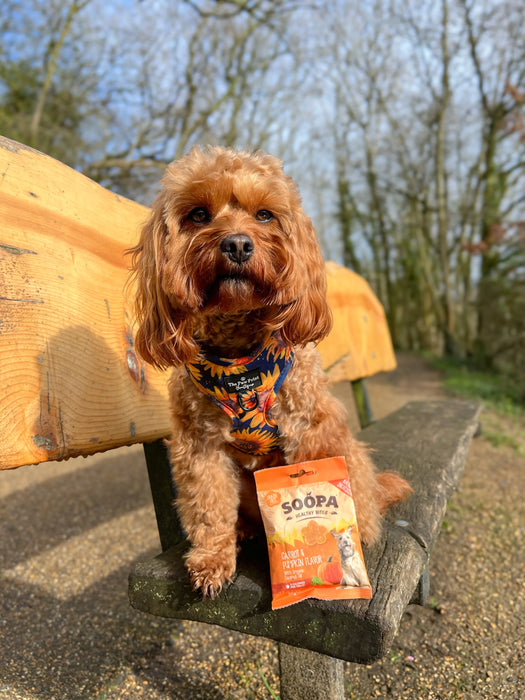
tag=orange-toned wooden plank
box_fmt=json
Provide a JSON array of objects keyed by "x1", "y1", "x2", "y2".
[
  {"x1": 319, "y1": 262, "x2": 396, "y2": 383},
  {"x1": 0, "y1": 137, "x2": 170, "y2": 469},
  {"x1": 0, "y1": 138, "x2": 395, "y2": 469}
]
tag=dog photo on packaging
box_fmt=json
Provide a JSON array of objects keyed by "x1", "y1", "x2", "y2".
[{"x1": 129, "y1": 146, "x2": 412, "y2": 599}]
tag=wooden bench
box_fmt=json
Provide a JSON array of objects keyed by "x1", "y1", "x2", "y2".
[{"x1": 0, "y1": 136, "x2": 481, "y2": 699}]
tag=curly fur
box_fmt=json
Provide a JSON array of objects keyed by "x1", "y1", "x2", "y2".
[{"x1": 130, "y1": 146, "x2": 412, "y2": 598}]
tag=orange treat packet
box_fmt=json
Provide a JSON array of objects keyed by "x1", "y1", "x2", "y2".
[{"x1": 254, "y1": 456, "x2": 372, "y2": 609}]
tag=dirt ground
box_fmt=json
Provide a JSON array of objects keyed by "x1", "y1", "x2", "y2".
[{"x1": 1, "y1": 353, "x2": 523, "y2": 699}]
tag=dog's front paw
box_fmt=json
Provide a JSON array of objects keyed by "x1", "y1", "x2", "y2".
[{"x1": 186, "y1": 548, "x2": 236, "y2": 600}]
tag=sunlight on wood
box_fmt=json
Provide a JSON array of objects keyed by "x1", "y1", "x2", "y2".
[
  {"x1": 0, "y1": 137, "x2": 170, "y2": 469},
  {"x1": 0, "y1": 138, "x2": 395, "y2": 469},
  {"x1": 320, "y1": 262, "x2": 396, "y2": 383}
]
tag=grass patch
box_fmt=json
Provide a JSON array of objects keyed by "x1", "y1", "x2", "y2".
[
  {"x1": 257, "y1": 664, "x2": 280, "y2": 699},
  {"x1": 423, "y1": 353, "x2": 525, "y2": 457},
  {"x1": 484, "y1": 430, "x2": 522, "y2": 452},
  {"x1": 424, "y1": 354, "x2": 524, "y2": 417},
  {"x1": 347, "y1": 684, "x2": 365, "y2": 700}
]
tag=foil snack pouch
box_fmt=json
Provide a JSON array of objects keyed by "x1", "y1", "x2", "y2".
[{"x1": 254, "y1": 456, "x2": 372, "y2": 609}]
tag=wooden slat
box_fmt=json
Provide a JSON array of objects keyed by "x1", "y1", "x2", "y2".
[
  {"x1": 0, "y1": 137, "x2": 170, "y2": 469},
  {"x1": 0, "y1": 138, "x2": 397, "y2": 469},
  {"x1": 128, "y1": 400, "x2": 481, "y2": 664},
  {"x1": 320, "y1": 262, "x2": 397, "y2": 383}
]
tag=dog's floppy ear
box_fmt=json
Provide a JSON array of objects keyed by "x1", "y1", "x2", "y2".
[
  {"x1": 128, "y1": 192, "x2": 198, "y2": 369},
  {"x1": 279, "y1": 214, "x2": 333, "y2": 346}
]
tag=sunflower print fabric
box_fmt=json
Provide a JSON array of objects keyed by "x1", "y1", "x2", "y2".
[{"x1": 185, "y1": 334, "x2": 294, "y2": 455}]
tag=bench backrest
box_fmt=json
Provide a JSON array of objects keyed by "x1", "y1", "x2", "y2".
[
  {"x1": 0, "y1": 137, "x2": 170, "y2": 469},
  {"x1": 0, "y1": 136, "x2": 396, "y2": 470}
]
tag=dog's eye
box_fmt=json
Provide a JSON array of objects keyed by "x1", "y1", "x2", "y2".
[
  {"x1": 188, "y1": 207, "x2": 211, "y2": 225},
  {"x1": 255, "y1": 209, "x2": 274, "y2": 223}
]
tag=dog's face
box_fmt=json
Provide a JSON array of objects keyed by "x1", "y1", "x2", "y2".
[
  {"x1": 131, "y1": 147, "x2": 332, "y2": 368},
  {"x1": 331, "y1": 526, "x2": 356, "y2": 559}
]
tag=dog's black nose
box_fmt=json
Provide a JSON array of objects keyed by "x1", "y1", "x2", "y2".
[{"x1": 220, "y1": 234, "x2": 254, "y2": 265}]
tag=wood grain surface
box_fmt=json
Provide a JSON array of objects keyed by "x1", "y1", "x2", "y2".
[
  {"x1": 0, "y1": 137, "x2": 395, "y2": 469},
  {"x1": 320, "y1": 262, "x2": 397, "y2": 384},
  {"x1": 0, "y1": 137, "x2": 170, "y2": 469}
]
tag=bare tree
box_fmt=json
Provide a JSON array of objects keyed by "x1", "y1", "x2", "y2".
[
  {"x1": 2, "y1": 0, "x2": 524, "y2": 384},
  {"x1": 459, "y1": 0, "x2": 525, "y2": 369},
  {"x1": 28, "y1": 0, "x2": 92, "y2": 147},
  {"x1": 77, "y1": 0, "x2": 304, "y2": 200},
  {"x1": 325, "y1": 0, "x2": 524, "y2": 371}
]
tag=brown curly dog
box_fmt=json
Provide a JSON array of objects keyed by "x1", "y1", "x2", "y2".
[{"x1": 130, "y1": 146, "x2": 412, "y2": 598}]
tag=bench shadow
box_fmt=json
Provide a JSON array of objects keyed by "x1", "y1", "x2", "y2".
[
  {"x1": 2, "y1": 325, "x2": 252, "y2": 697},
  {"x1": 31, "y1": 323, "x2": 170, "y2": 463},
  {"x1": 0, "y1": 448, "x2": 152, "y2": 569},
  {"x1": 0, "y1": 432, "x2": 250, "y2": 698}
]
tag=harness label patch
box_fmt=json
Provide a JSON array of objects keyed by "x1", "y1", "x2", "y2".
[{"x1": 224, "y1": 369, "x2": 262, "y2": 394}]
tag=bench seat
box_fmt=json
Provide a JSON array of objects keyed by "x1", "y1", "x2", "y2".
[{"x1": 129, "y1": 400, "x2": 480, "y2": 665}]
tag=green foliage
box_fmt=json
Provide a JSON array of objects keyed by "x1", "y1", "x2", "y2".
[
  {"x1": 427, "y1": 358, "x2": 525, "y2": 453},
  {"x1": 0, "y1": 59, "x2": 87, "y2": 166},
  {"x1": 425, "y1": 354, "x2": 524, "y2": 416},
  {"x1": 474, "y1": 273, "x2": 525, "y2": 391},
  {"x1": 256, "y1": 663, "x2": 280, "y2": 699},
  {"x1": 483, "y1": 430, "x2": 522, "y2": 454}
]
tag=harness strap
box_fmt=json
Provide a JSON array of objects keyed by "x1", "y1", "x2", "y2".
[{"x1": 185, "y1": 334, "x2": 294, "y2": 455}]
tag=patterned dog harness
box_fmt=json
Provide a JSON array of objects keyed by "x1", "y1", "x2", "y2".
[{"x1": 185, "y1": 334, "x2": 294, "y2": 455}]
